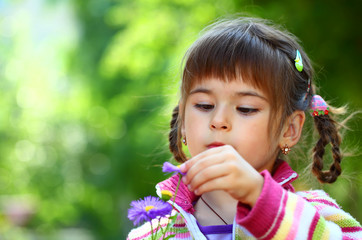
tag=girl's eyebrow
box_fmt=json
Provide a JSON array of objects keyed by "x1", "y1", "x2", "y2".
[
  {"x1": 189, "y1": 87, "x2": 267, "y2": 101},
  {"x1": 189, "y1": 88, "x2": 211, "y2": 95},
  {"x1": 235, "y1": 91, "x2": 267, "y2": 101}
]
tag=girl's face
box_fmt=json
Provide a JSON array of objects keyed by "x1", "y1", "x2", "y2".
[{"x1": 182, "y1": 78, "x2": 280, "y2": 173}]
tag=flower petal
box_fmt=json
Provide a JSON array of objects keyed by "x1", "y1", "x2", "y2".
[
  {"x1": 127, "y1": 196, "x2": 172, "y2": 225},
  {"x1": 162, "y1": 162, "x2": 186, "y2": 175}
]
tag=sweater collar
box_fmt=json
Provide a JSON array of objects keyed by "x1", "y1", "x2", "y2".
[
  {"x1": 156, "y1": 159, "x2": 298, "y2": 214},
  {"x1": 272, "y1": 159, "x2": 298, "y2": 192}
]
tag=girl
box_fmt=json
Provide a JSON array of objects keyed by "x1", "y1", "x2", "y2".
[{"x1": 128, "y1": 17, "x2": 362, "y2": 239}]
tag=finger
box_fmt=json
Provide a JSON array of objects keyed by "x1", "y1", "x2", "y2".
[
  {"x1": 183, "y1": 151, "x2": 227, "y2": 185},
  {"x1": 185, "y1": 145, "x2": 238, "y2": 183},
  {"x1": 180, "y1": 145, "x2": 230, "y2": 173},
  {"x1": 187, "y1": 163, "x2": 229, "y2": 192},
  {"x1": 193, "y1": 175, "x2": 234, "y2": 196}
]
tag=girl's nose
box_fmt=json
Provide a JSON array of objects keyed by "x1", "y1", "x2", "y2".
[
  {"x1": 210, "y1": 123, "x2": 230, "y2": 130},
  {"x1": 210, "y1": 109, "x2": 231, "y2": 131}
]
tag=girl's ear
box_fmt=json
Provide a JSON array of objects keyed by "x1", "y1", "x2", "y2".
[{"x1": 279, "y1": 110, "x2": 306, "y2": 148}]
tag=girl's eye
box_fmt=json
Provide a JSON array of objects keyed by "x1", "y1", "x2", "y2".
[
  {"x1": 195, "y1": 104, "x2": 214, "y2": 111},
  {"x1": 237, "y1": 107, "x2": 259, "y2": 115}
]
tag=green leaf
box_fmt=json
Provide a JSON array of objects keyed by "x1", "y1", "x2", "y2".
[{"x1": 163, "y1": 234, "x2": 177, "y2": 240}]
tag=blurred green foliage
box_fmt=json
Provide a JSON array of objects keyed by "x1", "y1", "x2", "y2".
[{"x1": 0, "y1": 0, "x2": 361, "y2": 239}]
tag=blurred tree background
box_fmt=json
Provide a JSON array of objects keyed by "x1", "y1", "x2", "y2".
[{"x1": 0, "y1": 0, "x2": 361, "y2": 239}]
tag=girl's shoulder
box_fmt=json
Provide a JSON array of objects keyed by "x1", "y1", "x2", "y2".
[
  {"x1": 295, "y1": 189, "x2": 340, "y2": 207},
  {"x1": 295, "y1": 189, "x2": 362, "y2": 236}
]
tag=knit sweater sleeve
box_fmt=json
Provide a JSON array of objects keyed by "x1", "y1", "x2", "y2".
[{"x1": 235, "y1": 170, "x2": 362, "y2": 239}]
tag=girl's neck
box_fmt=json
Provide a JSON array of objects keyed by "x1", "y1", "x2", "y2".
[{"x1": 194, "y1": 190, "x2": 238, "y2": 226}]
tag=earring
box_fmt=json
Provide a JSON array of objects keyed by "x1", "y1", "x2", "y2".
[
  {"x1": 182, "y1": 137, "x2": 187, "y2": 145},
  {"x1": 281, "y1": 144, "x2": 291, "y2": 155}
]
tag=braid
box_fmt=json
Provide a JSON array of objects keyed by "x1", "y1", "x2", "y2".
[
  {"x1": 168, "y1": 106, "x2": 187, "y2": 163},
  {"x1": 312, "y1": 114, "x2": 342, "y2": 183}
]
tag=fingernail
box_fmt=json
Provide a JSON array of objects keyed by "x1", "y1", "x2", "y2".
[
  {"x1": 187, "y1": 184, "x2": 192, "y2": 191},
  {"x1": 182, "y1": 176, "x2": 186, "y2": 183},
  {"x1": 179, "y1": 163, "x2": 186, "y2": 172}
]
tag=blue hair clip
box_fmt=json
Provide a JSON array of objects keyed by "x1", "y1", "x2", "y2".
[{"x1": 294, "y1": 50, "x2": 303, "y2": 72}]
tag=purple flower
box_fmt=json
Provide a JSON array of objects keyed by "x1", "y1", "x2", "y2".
[
  {"x1": 128, "y1": 196, "x2": 172, "y2": 226},
  {"x1": 162, "y1": 162, "x2": 186, "y2": 176}
]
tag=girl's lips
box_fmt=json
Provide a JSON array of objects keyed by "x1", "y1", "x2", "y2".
[{"x1": 207, "y1": 142, "x2": 225, "y2": 149}]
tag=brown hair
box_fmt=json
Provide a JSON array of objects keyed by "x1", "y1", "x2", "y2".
[{"x1": 169, "y1": 17, "x2": 343, "y2": 183}]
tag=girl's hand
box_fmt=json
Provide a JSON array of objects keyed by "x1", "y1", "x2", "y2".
[{"x1": 180, "y1": 145, "x2": 264, "y2": 207}]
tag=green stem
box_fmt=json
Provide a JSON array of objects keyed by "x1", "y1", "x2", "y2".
[
  {"x1": 158, "y1": 216, "x2": 164, "y2": 235},
  {"x1": 160, "y1": 173, "x2": 182, "y2": 239},
  {"x1": 172, "y1": 173, "x2": 182, "y2": 208},
  {"x1": 149, "y1": 219, "x2": 155, "y2": 240}
]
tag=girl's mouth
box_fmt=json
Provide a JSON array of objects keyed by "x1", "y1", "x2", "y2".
[{"x1": 207, "y1": 142, "x2": 225, "y2": 149}]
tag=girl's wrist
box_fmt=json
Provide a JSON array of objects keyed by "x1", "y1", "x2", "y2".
[{"x1": 244, "y1": 174, "x2": 264, "y2": 207}]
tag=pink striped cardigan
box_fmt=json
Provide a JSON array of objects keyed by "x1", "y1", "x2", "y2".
[{"x1": 127, "y1": 161, "x2": 362, "y2": 239}]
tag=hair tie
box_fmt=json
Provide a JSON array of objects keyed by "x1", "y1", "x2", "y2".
[
  {"x1": 303, "y1": 78, "x2": 311, "y2": 102},
  {"x1": 310, "y1": 95, "x2": 329, "y2": 116}
]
